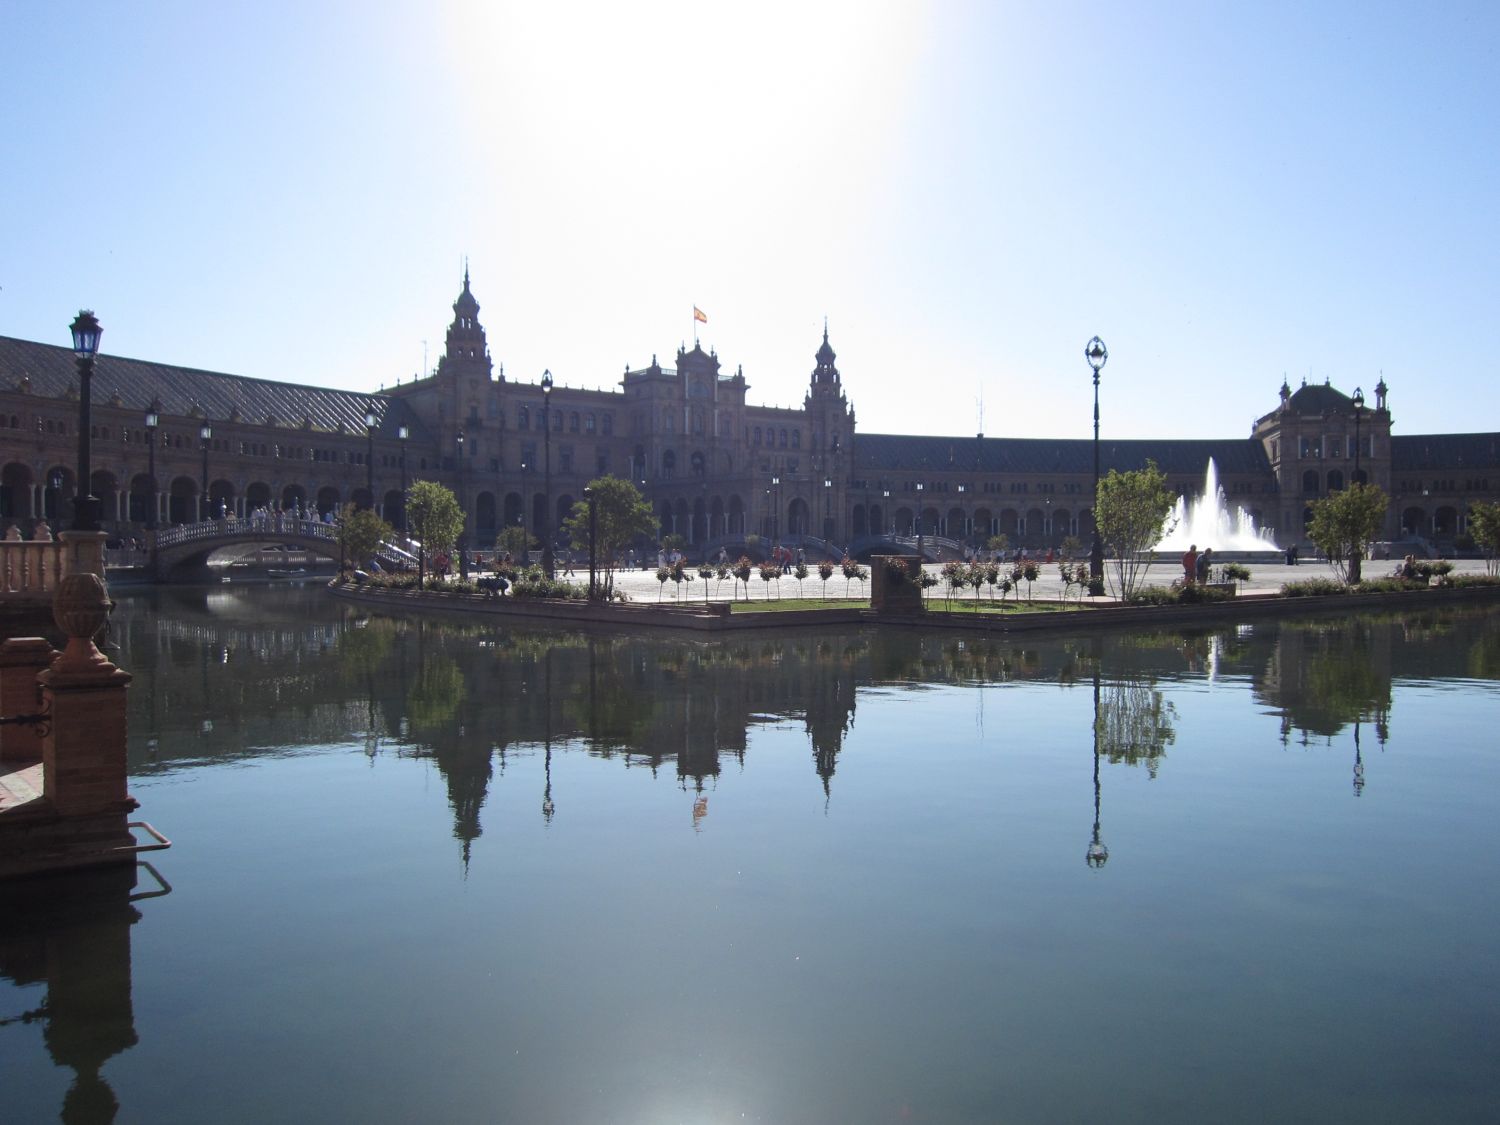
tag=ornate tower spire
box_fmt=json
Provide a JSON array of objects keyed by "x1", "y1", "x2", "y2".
[{"x1": 437, "y1": 269, "x2": 492, "y2": 381}]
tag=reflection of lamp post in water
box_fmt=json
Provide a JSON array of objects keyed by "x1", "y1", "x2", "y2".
[
  {"x1": 1352, "y1": 718, "x2": 1365, "y2": 797},
  {"x1": 1086, "y1": 652, "x2": 1109, "y2": 868},
  {"x1": 542, "y1": 647, "x2": 555, "y2": 823}
]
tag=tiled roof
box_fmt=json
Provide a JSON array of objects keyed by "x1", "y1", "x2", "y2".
[
  {"x1": 852, "y1": 434, "x2": 1272, "y2": 477},
  {"x1": 0, "y1": 336, "x2": 428, "y2": 442},
  {"x1": 1392, "y1": 433, "x2": 1500, "y2": 472},
  {"x1": 1285, "y1": 383, "x2": 1355, "y2": 415}
]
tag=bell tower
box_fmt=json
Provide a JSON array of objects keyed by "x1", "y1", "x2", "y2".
[{"x1": 803, "y1": 322, "x2": 856, "y2": 542}]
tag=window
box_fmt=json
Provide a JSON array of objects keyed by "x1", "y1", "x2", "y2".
[
  {"x1": 779, "y1": 429, "x2": 788, "y2": 448},
  {"x1": 570, "y1": 412, "x2": 580, "y2": 433},
  {"x1": 754, "y1": 427, "x2": 762, "y2": 446},
  {"x1": 791, "y1": 430, "x2": 800, "y2": 448},
  {"x1": 519, "y1": 406, "x2": 529, "y2": 430},
  {"x1": 585, "y1": 413, "x2": 596, "y2": 434},
  {"x1": 601, "y1": 414, "x2": 613, "y2": 436}
]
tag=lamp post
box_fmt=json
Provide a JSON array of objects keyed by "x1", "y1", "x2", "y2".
[
  {"x1": 456, "y1": 429, "x2": 467, "y2": 579},
  {"x1": 770, "y1": 475, "x2": 780, "y2": 544},
  {"x1": 584, "y1": 485, "x2": 598, "y2": 600},
  {"x1": 199, "y1": 423, "x2": 213, "y2": 521},
  {"x1": 144, "y1": 405, "x2": 159, "y2": 530},
  {"x1": 540, "y1": 370, "x2": 555, "y2": 579},
  {"x1": 68, "y1": 310, "x2": 102, "y2": 531},
  {"x1": 1351, "y1": 386, "x2": 1365, "y2": 486},
  {"x1": 1085, "y1": 336, "x2": 1108, "y2": 587},
  {"x1": 915, "y1": 481, "x2": 924, "y2": 562},
  {"x1": 824, "y1": 477, "x2": 832, "y2": 541},
  {"x1": 397, "y1": 424, "x2": 409, "y2": 532},
  {"x1": 364, "y1": 408, "x2": 378, "y2": 510}
]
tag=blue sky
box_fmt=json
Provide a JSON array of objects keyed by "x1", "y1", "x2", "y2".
[{"x1": 2, "y1": 1, "x2": 1496, "y2": 441}]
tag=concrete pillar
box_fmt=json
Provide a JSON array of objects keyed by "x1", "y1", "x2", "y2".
[{"x1": 0, "y1": 637, "x2": 56, "y2": 763}]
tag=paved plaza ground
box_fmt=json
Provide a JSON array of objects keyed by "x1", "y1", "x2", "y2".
[{"x1": 554, "y1": 554, "x2": 1496, "y2": 606}]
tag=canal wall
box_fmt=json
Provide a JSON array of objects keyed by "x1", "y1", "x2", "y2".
[{"x1": 327, "y1": 578, "x2": 1500, "y2": 636}]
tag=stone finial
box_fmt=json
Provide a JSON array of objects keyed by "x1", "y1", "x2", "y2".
[
  {"x1": 33, "y1": 520, "x2": 53, "y2": 542},
  {"x1": 3, "y1": 524, "x2": 20, "y2": 541},
  {"x1": 52, "y1": 573, "x2": 112, "y2": 673}
]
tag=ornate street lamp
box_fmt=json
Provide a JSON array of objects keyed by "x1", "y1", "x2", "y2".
[
  {"x1": 199, "y1": 422, "x2": 213, "y2": 521},
  {"x1": 824, "y1": 477, "x2": 832, "y2": 541},
  {"x1": 915, "y1": 481, "x2": 924, "y2": 561},
  {"x1": 584, "y1": 484, "x2": 598, "y2": 600},
  {"x1": 540, "y1": 370, "x2": 555, "y2": 578},
  {"x1": 144, "y1": 404, "x2": 159, "y2": 530},
  {"x1": 1351, "y1": 386, "x2": 1365, "y2": 486},
  {"x1": 68, "y1": 310, "x2": 102, "y2": 531},
  {"x1": 397, "y1": 424, "x2": 409, "y2": 532},
  {"x1": 365, "y1": 408, "x2": 378, "y2": 510},
  {"x1": 770, "y1": 474, "x2": 781, "y2": 543},
  {"x1": 456, "y1": 429, "x2": 467, "y2": 578},
  {"x1": 1085, "y1": 336, "x2": 1108, "y2": 587}
]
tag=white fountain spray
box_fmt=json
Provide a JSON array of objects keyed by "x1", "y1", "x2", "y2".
[{"x1": 1155, "y1": 459, "x2": 1279, "y2": 553}]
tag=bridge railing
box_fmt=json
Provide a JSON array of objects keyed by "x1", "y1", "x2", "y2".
[{"x1": 154, "y1": 516, "x2": 337, "y2": 548}]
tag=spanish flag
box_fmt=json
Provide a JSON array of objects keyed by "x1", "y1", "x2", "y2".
[{"x1": 693, "y1": 306, "x2": 708, "y2": 324}]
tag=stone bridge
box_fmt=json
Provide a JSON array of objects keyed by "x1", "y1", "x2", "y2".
[{"x1": 151, "y1": 516, "x2": 339, "y2": 572}]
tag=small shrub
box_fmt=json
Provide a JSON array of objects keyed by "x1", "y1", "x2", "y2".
[
  {"x1": 1126, "y1": 584, "x2": 1233, "y2": 606},
  {"x1": 1282, "y1": 578, "x2": 1348, "y2": 597},
  {"x1": 1220, "y1": 562, "x2": 1252, "y2": 583}
]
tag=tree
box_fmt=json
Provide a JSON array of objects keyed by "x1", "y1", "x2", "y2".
[
  {"x1": 335, "y1": 504, "x2": 394, "y2": 572},
  {"x1": 1094, "y1": 460, "x2": 1177, "y2": 599},
  {"x1": 561, "y1": 476, "x2": 657, "y2": 597},
  {"x1": 1307, "y1": 482, "x2": 1388, "y2": 584},
  {"x1": 495, "y1": 524, "x2": 534, "y2": 565},
  {"x1": 406, "y1": 480, "x2": 464, "y2": 585},
  {"x1": 1468, "y1": 499, "x2": 1500, "y2": 576}
]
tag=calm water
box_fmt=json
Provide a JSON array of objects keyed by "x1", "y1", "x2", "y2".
[{"x1": 3, "y1": 587, "x2": 1499, "y2": 1124}]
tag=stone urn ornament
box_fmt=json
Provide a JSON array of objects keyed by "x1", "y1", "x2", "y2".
[{"x1": 52, "y1": 572, "x2": 112, "y2": 672}]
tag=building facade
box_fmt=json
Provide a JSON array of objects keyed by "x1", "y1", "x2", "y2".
[{"x1": 0, "y1": 274, "x2": 1494, "y2": 552}]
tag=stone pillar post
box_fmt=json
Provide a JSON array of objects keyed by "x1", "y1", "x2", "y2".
[
  {"x1": 870, "y1": 554, "x2": 924, "y2": 615},
  {"x1": 0, "y1": 637, "x2": 56, "y2": 763},
  {"x1": 39, "y1": 574, "x2": 133, "y2": 819}
]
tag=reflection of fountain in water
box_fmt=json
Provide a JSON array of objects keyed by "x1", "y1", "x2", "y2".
[{"x1": 1156, "y1": 459, "x2": 1279, "y2": 552}]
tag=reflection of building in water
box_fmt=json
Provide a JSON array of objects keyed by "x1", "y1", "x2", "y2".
[{"x1": 0, "y1": 866, "x2": 148, "y2": 1124}]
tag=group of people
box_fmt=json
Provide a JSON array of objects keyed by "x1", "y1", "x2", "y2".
[{"x1": 1181, "y1": 544, "x2": 1214, "y2": 586}]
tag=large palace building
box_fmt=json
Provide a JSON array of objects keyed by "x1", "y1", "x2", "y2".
[{"x1": 0, "y1": 274, "x2": 1495, "y2": 553}]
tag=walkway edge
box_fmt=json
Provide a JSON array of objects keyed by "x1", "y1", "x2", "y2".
[{"x1": 326, "y1": 580, "x2": 1500, "y2": 634}]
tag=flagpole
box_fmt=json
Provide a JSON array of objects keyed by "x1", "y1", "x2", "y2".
[{"x1": 693, "y1": 304, "x2": 697, "y2": 347}]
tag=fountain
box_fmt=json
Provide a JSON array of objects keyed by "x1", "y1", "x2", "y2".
[{"x1": 1155, "y1": 459, "x2": 1279, "y2": 554}]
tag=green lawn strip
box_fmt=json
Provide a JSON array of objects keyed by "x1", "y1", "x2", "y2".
[
  {"x1": 728, "y1": 599, "x2": 869, "y2": 613},
  {"x1": 726, "y1": 597, "x2": 1082, "y2": 615}
]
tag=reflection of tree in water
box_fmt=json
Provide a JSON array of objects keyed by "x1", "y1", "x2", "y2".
[
  {"x1": 1088, "y1": 636, "x2": 1178, "y2": 779},
  {"x1": 1466, "y1": 617, "x2": 1500, "y2": 679},
  {"x1": 1267, "y1": 620, "x2": 1393, "y2": 742},
  {"x1": 1096, "y1": 677, "x2": 1177, "y2": 777}
]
